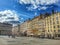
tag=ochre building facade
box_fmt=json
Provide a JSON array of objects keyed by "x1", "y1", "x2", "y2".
[{"x1": 19, "y1": 12, "x2": 60, "y2": 38}]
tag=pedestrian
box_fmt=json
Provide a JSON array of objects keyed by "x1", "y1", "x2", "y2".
[
  {"x1": 12, "y1": 34, "x2": 15, "y2": 38},
  {"x1": 8, "y1": 34, "x2": 11, "y2": 38}
]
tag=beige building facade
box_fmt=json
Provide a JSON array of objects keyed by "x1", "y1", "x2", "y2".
[
  {"x1": 19, "y1": 15, "x2": 45, "y2": 37},
  {"x1": 19, "y1": 12, "x2": 60, "y2": 38},
  {"x1": 12, "y1": 25, "x2": 20, "y2": 36},
  {"x1": 45, "y1": 13, "x2": 60, "y2": 38}
]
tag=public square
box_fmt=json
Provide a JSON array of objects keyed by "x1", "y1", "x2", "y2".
[{"x1": 0, "y1": 36, "x2": 60, "y2": 45}]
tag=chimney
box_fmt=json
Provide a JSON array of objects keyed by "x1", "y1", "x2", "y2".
[
  {"x1": 40, "y1": 14, "x2": 45, "y2": 19},
  {"x1": 45, "y1": 12, "x2": 50, "y2": 17}
]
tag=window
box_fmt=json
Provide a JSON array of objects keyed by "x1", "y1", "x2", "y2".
[
  {"x1": 48, "y1": 30, "x2": 49, "y2": 32},
  {"x1": 57, "y1": 21, "x2": 59, "y2": 24},
  {"x1": 54, "y1": 30, "x2": 56, "y2": 32},
  {"x1": 58, "y1": 30, "x2": 60, "y2": 32},
  {"x1": 56, "y1": 16, "x2": 58, "y2": 20},
  {"x1": 54, "y1": 26, "x2": 55, "y2": 28},
  {"x1": 58, "y1": 25, "x2": 60, "y2": 28},
  {"x1": 57, "y1": 25, "x2": 59, "y2": 28}
]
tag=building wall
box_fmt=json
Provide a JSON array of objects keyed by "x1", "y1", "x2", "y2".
[
  {"x1": 19, "y1": 21, "x2": 32, "y2": 36},
  {"x1": 19, "y1": 12, "x2": 60, "y2": 38},
  {"x1": 45, "y1": 13, "x2": 60, "y2": 38},
  {"x1": 12, "y1": 25, "x2": 19, "y2": 36},
  {"x1": 0, "y1": 23, "x2": 12, "y2": 35},
  {"x1": 19, "y1": 16, "x2": 45, "y2": 36},
  {"x1": 31, "y1": 16, "x2": 45, "y2": 36}
]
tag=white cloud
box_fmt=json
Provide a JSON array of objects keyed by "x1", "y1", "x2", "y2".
[
  {"x1": 40, "y1": 6, "x2": 48, "y2": 10},
  {"x1": 19, "y1": 0, "x2": 59, "y2": 10},
  {"x1": 0, "y1": 10, "x2": 19, "y2": 23},
  {"x1": 19, "y1": 0, "x2": 58, "y2": 5}
]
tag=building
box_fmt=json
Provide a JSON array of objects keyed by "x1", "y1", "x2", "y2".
[
  {"x1": 12, "y1": 25, "x2": 20, "y2": 36},
  {"x1": 19, "y1": 21, "x2": 29, "y2": 36},
  {"x1": 45, "y1": 12, "x2": 60, "y2": 38},
  {"x1": 30, "y1": 15, "x2": 45, "y2": 37},
  {"x1": 19, "y1": 15, "x2": 45, "y2": 37},
  {"x1": 0, "y1": 23, "x2": 12, "y2": 35},
  {"x1": 19, "y1": 11, "x2": 60, "y2": 38}
]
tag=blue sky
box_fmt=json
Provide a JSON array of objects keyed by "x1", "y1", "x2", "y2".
[{"x1": 0, "y1": 0, "x2": 60, "y2": 24}]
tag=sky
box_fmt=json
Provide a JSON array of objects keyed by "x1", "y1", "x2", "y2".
[{"x1": 0, "y1": 0, "x2": 60, "y2": 24}]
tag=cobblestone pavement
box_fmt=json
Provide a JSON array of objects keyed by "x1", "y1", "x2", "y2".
[{"x1": 0, "y1": 36, "x2": 60, "y2": 45}]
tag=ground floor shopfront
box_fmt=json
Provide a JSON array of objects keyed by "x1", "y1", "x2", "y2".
[
  {"x1": 0, "y1": 30, "x2": 12, "y2": 35},
  {"x1": 45, "y1": 32, "x2": 60, "y2": 39}
]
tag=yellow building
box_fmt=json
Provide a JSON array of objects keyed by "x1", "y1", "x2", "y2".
[
  {"x1": 20, "y1": 21, "x2": 28, "y2": 35},
  {"x1": 30, "y1": 15, "x2": 45, "y2": 37},
  {"x1": 45, "y1": 13, "x2": 60, "y2": 38},
  {"x1": 19, "y1": 20, "x2": 32, "y2": 36},
  {"x1": 19, "y1": 11, "x2": 60, "y2": 38},
  {"x1": 19, "y1": 16, "x2": 45, "y2": 37},
  {"x1": 29, "y1": 16, "x2": 40, "y2": 36}
]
